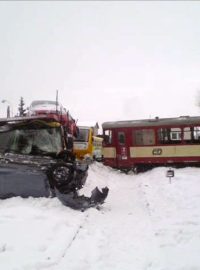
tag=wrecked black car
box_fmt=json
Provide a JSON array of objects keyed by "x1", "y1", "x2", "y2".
[{"x1": 0, "y1": 115, "x2": 108, "y2": 210}]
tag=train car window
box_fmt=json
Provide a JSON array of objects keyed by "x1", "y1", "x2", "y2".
[
  {"x1": 118, "y1": 132, "x2": 125, "y2": 145},
  {"x1": 193, "y1": 126, "x2": 200, "y2": 142},
  {"x1": 158, "y1": 128, "x2": 170, "y2": 143},
  {"x1": 170, "y1": 128, "x2": 181, "y2": 141},
  {"x1": 183, "y1": 127, "x2": 192, "y2": 142},
  {"x1": 158, "y1": 128, "x2": 181, "y2": 144},
  {"x1": 133, "y1": 129, "x2": 155, "y2": 146},
  {"x1": 104, "y1": 130, "x2": 112, "y2": 144}
]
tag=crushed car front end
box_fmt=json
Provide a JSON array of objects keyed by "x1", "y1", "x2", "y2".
[
  {"x1": 0, "y1": 116, "x2": 87, "y2": 199},
  {"x1": 0, "y1": 116, "x2": 108, "y2": 210}
]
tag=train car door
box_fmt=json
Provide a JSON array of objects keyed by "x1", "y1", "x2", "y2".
[
  {"x1": 116, "y1": 129, "x2": 129, "y2": 168},
  {"x1": 102, "y1": 129, "x2": 117, "y2": 168}
]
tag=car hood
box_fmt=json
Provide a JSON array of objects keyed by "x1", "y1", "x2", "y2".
[{"x1": 0, "y1": 152, "x2": 57, "y2": 167}]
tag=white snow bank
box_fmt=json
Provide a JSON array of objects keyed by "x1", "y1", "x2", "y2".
[{"x1": 1, "y1": 163, "x2": 200, "y2": 270}]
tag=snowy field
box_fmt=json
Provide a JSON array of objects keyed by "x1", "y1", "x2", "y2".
[{"x1": 1, "y1": 162, "x2": 200, "y2": 270}]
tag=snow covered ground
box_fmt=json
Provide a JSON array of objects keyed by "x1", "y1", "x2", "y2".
[{"x1": 1, "y1": 162, "x2": 200, "y2": 270}]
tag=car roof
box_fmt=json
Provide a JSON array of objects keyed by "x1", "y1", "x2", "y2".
[{"x1": 30, "y1": 100, "x2": 61, "y2": 106}]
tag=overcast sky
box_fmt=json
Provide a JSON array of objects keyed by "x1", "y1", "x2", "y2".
[{"x1": 0, "y1": 1, "x2": 200, "y2": 125}]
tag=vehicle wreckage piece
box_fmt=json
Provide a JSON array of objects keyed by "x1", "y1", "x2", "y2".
[
  {"x1": 55, "y1": 186, "x2": 109, "y2": 210},
  {"x1": 0, "y1": 115, "x2": 109, "y2": 209}
]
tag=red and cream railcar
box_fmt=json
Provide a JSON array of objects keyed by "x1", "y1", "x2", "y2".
[{"x1": 102, "y1": 116, "x2": 200, "y2": 172}]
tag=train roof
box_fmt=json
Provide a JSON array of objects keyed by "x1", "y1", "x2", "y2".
[{"x1": 102, "y1": 116, "x2": 200, "y2": 129}]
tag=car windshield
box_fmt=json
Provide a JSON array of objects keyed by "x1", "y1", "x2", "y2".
[
  {"x1": 74, "y1": 128, "x2": 89, "y2": 142},
  {"x1": 0, "y1": 126, "x2": 63, "y2": 156},
  {"x1": 31, "y1": 100, "x2": 59, "y2": 107}
]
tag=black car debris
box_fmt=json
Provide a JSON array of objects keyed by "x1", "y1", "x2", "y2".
[{"x1": 0, "y1": 115, "x2": 109, "y2": 210}]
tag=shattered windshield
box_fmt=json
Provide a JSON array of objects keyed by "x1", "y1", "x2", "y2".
[{"x1": 0, "y1": 126, "x2": 63, "y2": 156}]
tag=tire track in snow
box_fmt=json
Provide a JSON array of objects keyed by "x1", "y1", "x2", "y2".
[
  {"x1": 61, "y1": 213, "x2": 89, "y2": 254},
  {"x1": 52, "y1": 178, "x2": 167, "y2": 270},
  {"x1": 33, "y1": 212, "x2": 90, "y2": 270}
]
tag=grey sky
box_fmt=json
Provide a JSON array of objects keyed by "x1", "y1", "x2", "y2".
[{"x1": 0, "y1": 1, "x2": 200, "y2": 125}]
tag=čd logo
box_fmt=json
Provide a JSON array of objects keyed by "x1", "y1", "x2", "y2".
[{"x1": 152, "y1": 148, "x2": 162, "y2": 155}]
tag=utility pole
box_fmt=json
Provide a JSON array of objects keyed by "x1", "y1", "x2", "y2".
[
  {"x1": 7, "y1": 106, "x2": 10, "y2": 118},
  {"x1": 56, "y1": 89, "x2": 58, "y2": 113},
  {"x1": 2, "y1": 100, "x2": 13, "y2": 117}
]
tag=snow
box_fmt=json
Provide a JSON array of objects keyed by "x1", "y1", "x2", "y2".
[{"x1": 1, "y1": 162, "x2": 200, "y2": 270}]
